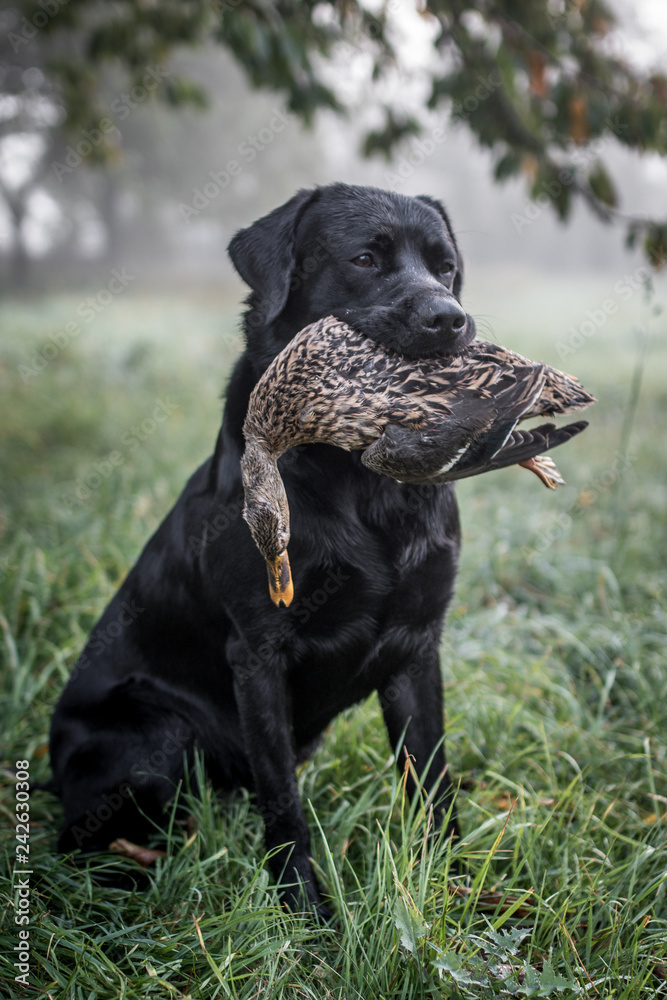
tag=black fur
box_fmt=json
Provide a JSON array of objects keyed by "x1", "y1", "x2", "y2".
[{"x1": 50, "y1": 183, "x2": 476, "y2": 919}]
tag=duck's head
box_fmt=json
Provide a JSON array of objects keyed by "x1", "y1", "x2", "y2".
[{"x1": 241, "y1": 446, "x2": 294, "y2": 607}]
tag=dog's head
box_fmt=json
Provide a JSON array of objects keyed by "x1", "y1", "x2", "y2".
[{"x1": 228, "y1": 183, "x2": 476, "y2": 367}]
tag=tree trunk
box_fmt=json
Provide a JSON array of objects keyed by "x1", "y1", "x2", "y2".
[
  {"x1": 100, "y1": 170, "x2": 123, "y2": 266},
  {"x1": 5, "y1": 194, "x2": 30, "y2": 291}
]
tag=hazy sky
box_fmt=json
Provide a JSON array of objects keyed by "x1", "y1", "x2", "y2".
[{"x1": 620, "y1": 0, "x2": 667, "y2": 64}]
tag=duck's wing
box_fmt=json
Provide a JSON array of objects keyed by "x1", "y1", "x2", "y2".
[
  {"x1": 483, "y1": 420, "x2": 588, "y2": 469},
  {"x1": 361, "y1": 397, "x2": 497, "y2": 481},
  {"x1": 443, "y1": 419, "x2": 589, "y2": 485},
  {"x1": 362, "y1": 416, "x2": 588, "y2": 487},
  {"x1": 361, "y1": 363, "x2": 547, "y2": 482}
]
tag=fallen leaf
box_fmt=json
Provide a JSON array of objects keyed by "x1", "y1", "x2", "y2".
[{"x1": 108, "y1": 838, "x2": 166, "y2": 867}]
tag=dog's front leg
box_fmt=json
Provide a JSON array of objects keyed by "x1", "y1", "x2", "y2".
[
  {"x1": 378, "y1": 644, "x2": 459, "y2": 844},
  {"x1": 229, "y1": 642, "x2": 330, "y2": 920}
]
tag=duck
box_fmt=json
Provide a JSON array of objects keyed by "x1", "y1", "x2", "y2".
[{"x1": 241, "y1": 316, "x2": 595, "y2": 607}]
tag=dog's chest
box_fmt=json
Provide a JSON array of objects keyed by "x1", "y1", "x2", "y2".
[
  {"x1": 286, "y1": 451, "x2": 459, "y2": 568},
  {"x1": 283, "y1": 472, "x2": 460, "y2": 643}
]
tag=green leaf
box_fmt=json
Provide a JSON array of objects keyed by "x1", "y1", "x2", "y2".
[
  {"x1": 517, "y1": 962, "x2": 541, "y2": 996},
  {"x1": 363, "y1": 111, "x2": 421, "y2": 159},
  {"x1": 163, "y1": 77, "x2": 208, "y2": 108},
  {"x1": 539, "y1": 959, "x2": 580, "y2": 993},
  {"x1": 392, "y1": 897, "x2": 429, "y2": 954},
  {"x1": 588, "y1": 162, "x2": 617, "y2": 207},
  {"x1": 645, "y1": 223, "x2": 667, "y2": 270},
  {"x1": 494, "y1": 150, "x2": 522, "y2": 181},
  {"x1": 432, "y1": 950, "x2": 473, "y2": 981},
  {"x1": 432, "y1": 950, "x2": 488, "y2": 986},
  {"x1": 482, "y1": 925, "x2": 531, "y2": 958}
]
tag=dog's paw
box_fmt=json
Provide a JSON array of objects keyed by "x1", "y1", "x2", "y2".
[
  {"x1": 312, "y1": 899, "x2": 335, "y2": 926},
  {"x1": 279, "y1": 873, "x2": 334, "y2": 925}
]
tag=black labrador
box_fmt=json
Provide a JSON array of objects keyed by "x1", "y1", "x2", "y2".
[{"x1": 49, "y1": 183, "x2": 476, "y2": 918}]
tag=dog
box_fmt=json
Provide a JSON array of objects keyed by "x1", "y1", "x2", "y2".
[{"x1": 49, "y1": 183, "x2": 476, "y2": 920}]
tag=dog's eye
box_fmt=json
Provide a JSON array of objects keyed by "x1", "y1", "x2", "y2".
[
  {"x1": 352, "y1": 254, "x2": 374, "y2": 268},
  {"x1": 438, "y1": 261, "x2": 454, "y2": 276}
]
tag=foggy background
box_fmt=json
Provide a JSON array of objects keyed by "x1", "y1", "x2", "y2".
[
  {"x1": 2, "y1": 10, "x2": 667, "y2": 988},
  {"x1": 1, "y1": 0, "x2": 666, "y2": 305},
  {"x1": 1, "y1": 0, "x2": 665, "y2": 528}
]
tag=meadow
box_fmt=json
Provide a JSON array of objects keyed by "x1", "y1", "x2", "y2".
[{"x1": 1, "y1": 271, "x2": 666, "y2": 998}]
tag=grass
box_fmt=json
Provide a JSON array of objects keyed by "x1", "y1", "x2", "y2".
[{"x1": 1, "y1": 284, "x2": 666, "y2": 998}]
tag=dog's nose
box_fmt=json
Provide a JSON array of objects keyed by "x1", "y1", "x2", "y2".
[{"x1": 418, "y1": 298, "x2": 467, "y2": 338}]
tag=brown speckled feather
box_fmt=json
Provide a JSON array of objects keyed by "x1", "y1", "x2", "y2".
[
  {"x1": 244, "y1": 316, "x2": 594, "y2": 461},
  {"x1": 241, "y1": 315, "x2": 595, "y2": 602}
]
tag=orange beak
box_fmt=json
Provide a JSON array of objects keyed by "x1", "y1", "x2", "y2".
[{"x1": 266, "y1": 550, "x2": 294, "y2": 607}]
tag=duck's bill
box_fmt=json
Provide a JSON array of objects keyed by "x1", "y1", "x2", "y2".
[
  {"x1": 519, "y1": 455, "x2": 565, "y2": 489},
  {"x1": 266, "y1": 550, "x2": 294, "y2": 607}
]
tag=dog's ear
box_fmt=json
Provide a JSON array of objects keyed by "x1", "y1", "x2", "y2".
[
  {"x1": 416, "y1": 195, "x2": 464, "y2": 300},
  {"x1": 228, "y1": 188, "x2": 318, "y2": 324}
]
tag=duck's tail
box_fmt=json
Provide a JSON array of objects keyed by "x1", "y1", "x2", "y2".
[
  {"x1": 530, "y1": 367, "x2": 597, "y2": 417},
  {"x1": 451, "y1": 419, "x2": 589, "y2": 486},
  {"x1": 487, "y1": 419, "x2": 588, "y2": 468}
]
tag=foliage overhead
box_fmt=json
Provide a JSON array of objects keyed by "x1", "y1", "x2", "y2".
[{"x1": 1, "y1": 0, "x2": 666, "y2": 265}]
